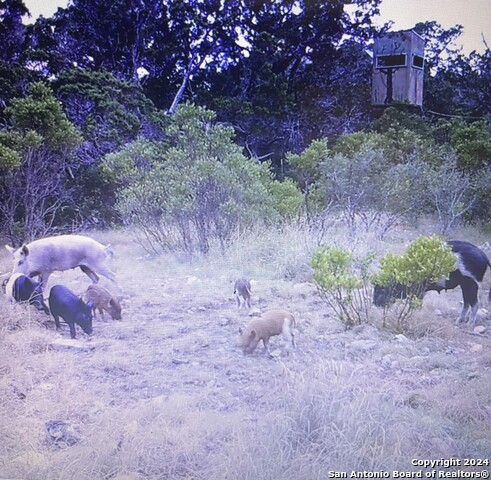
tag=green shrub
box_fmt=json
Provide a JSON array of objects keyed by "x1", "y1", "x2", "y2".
[
  {"x1": 372, "y1": 235, "x2": 456, "y2": 329},
  {"x1": 103, "y1": 104, "x2": 296, "y2": 254},
  {"x1": 311, "y1": 246, "x2": 374, "y2": 327}
]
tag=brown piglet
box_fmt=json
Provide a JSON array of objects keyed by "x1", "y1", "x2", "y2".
[{"x1": 83, "y1": 284, "x2": 122, "y2": 320}]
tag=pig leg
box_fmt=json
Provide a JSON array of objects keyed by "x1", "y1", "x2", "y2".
[
  {"x1": 52, "y1": 313, "x2": 61, "y2": 330},
  {"x1": 281, "y1": 320, "x2": 295, "y2": 350},
  {"x1": 36, "y1": 271, "x2": 51, "y2": 290},
  {"x1": 80, "y1": 265, "x2": 99, "y2": 283},
  {"x1": 68, "y1": 322, "x2": 77, "y2": 339},
  {"x1": 460, "y1": 279, "x2": 479, "y2": 326},
  {"x1": 262, "y1": 338, "x2": 272, "y2": 356}
]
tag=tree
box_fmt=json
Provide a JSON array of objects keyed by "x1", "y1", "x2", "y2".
[
  {"x1": 0, "y1": 0, "x2": 34, "y2": 117},
  {"x1": 0, "y1": 0, "x2": 29, "y2": 63},
  {"x1": 287, "y1": 139, "x2": 328, "y2": 219},
  {"x1": 0, "y1": 82, "x2": 82, "y2": 242},
  {"x1": 199, "y1": 0, "x2": 380, "y2": 166},
  {"x1": 28, "y1": 0, "x2": 165, "y2": 81},
  {"x1": 102, "y1": 104, "x2": 293, "y2": 254},
  {"x1": 427, "y1": 153, "x2": 475, "y2": 234},
  {"x1": 53, "y1": 68, "x2": 167, "y2": 159}
]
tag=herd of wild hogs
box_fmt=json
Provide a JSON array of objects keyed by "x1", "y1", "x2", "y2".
[{"x1": 2, "y1": 234, "x2": 490, "y2": 354}]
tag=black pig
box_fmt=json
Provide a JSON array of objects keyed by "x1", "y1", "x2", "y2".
[
  {"x1": 49, "y1": 285, "x2": 94, "y2": 338},
  {"x1": 3, "y1": 273, "x2": 50, "y2": 314}
]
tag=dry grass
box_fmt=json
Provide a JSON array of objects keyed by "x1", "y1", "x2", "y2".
[{"x1": 0, "y1": 221, "x2": 490, "y2": 479}]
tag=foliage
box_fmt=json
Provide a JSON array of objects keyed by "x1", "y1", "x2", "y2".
[
  {"x1": 49, "y1": 68, "x2": 168, "y2": 226},
  {"x1": 198, "y1": 0, "x2": 380, "y2": 166},
  {"x1": 287, "y1": 139, "x2": 328, "y2": 217},
  {"x1": 0, "y1": 82, "x2": 82, "y2": 242},
  {"x1": 319, "y1": 147, "x2": 428, "y2": 237},
  {"x1": 103, "y1": 104, "x2": 296, "y2": 254},
  {"x1": 6, "y1": 82, "x2": 81, "y2": 151},
  {"x1": 267, "y1": 178, "x2": 304, "y2": 220},
  {"x1": 311, "y1": 245, "x2": 374, "y2": 327},
  {"x1": 372, "y1": 235, "x2": 456, "y2": 328},
  {"x1": 0, "y1": 0, "x2": 490, "y2": 237},
  {"x1": 0, "y1": 143, "x2": 21, "y2": 169},
  {"x1": 471, "y1": 166, "x2": 491, "y2": 224},
  {"x1": 54, "y1": 68, "x2": 167, "y2": 159},
  {"x1": 0, "y1": 0, "x2": 29, "y2": 63},
  {"x1": 427, "y1": 153, "x2": 475, "y2": 234},
  {"x1": 447, "y1": 120, "x2": 491, "y2": 170}
]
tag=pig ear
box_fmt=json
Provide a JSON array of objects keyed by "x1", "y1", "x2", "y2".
[{"x1": 20, "y1": 245, "x2": 29, "y2": 257}]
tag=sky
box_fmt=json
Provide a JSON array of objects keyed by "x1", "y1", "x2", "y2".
[{"x1": 22, "y1": 0, "x2": 491, "y2": 55}]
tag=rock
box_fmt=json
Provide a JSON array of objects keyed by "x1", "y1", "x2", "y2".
[
  {"x1": 469, "y1": 343, "x2": 483, "y2": 353},
  {"x1": 395, "y1": 334, "x2": 410, "y2": 343},
  {"x1": 171, "y1": 358, "x2": 189, "y2": 365},
  {"x1": 45, "y1": 420, "x2": 81, "y2": 447},
  {"x1": 473, "y1": 325, "x2": 486, "y2": 335},
  {"x1": 219, "y1": 317, "x2": 233, "y2": 326},
  {"x1": 49, "y1": 338, "x2": 96, "y2": 352},
  {"x1": 268, "y1": 349, "x2": 282, "y2": 359}
]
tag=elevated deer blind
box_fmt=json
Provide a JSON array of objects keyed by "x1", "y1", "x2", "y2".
[{"x1": 372, "y1": 30, "x2": 425, "y2": 106}]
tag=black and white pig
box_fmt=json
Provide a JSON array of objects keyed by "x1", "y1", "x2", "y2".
[
  {"x1": 3, "y1": 273, "x2": 50, "y2": 314},
  {"x1": 48, "y1": 285, "x2": 94, "y2": 339},
  {"x1": 373, "y1": 240, "x2": 491, "y2": 326}
]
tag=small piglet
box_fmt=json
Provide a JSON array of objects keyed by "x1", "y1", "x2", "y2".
[
  {"x1": 49, "y1": 285, "x2": 94, "y2": 339},
  {"x1": 239, "y1": 309, "x2": 296, "y2": 355},
  {"x1": 234, "y1": 278, "x2": 252, "y2": 311},
  {"x1": 4, "y1": 273, "x2": 50, "y2": 314},
  {"x1": 83, "y1": 284, "x2": 122, "y2": 320}
]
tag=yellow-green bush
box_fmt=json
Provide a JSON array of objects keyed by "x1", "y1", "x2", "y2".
[{"x1": 311, "y1": 246, "x2": 374, "y2": 327}]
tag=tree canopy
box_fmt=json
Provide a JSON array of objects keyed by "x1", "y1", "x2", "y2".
[{"x1": 0, "y1": 0, "x2": 490, "y2": 241}]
